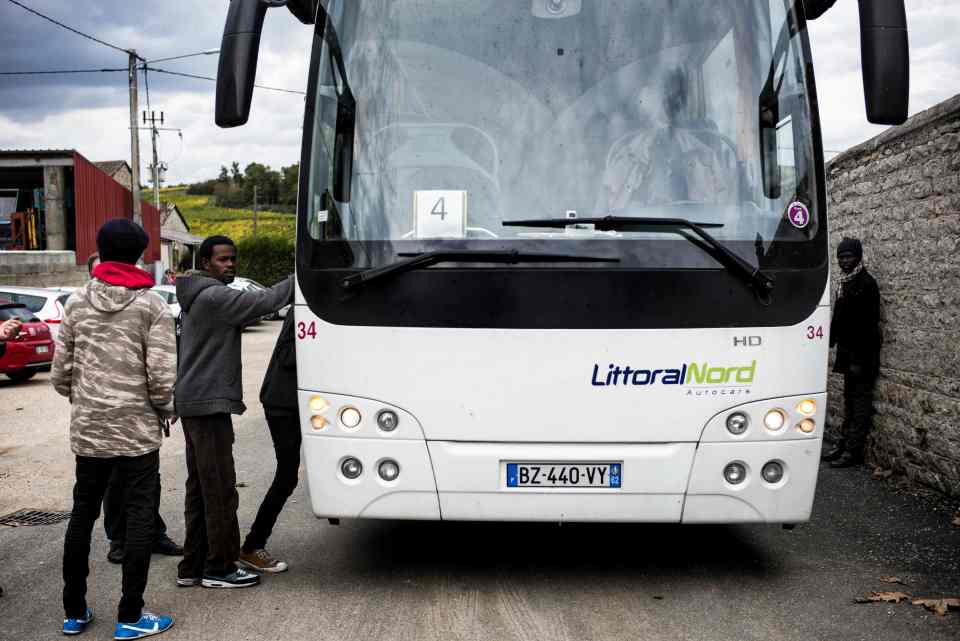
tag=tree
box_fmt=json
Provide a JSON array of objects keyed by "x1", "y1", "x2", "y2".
[
  {"x1": 231, "y1": 161, "x2": 244, "y2": 185},
  {"x1": 218, "y1": 165, "x2": 229, "y2": 183},
  {"x1": 280, "y1": 163, "x2": 299, "y2": 206}
]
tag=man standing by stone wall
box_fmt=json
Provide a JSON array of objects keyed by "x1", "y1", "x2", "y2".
[{"x1": 822, "y1": 238, "x2": 883, "y2": 468}]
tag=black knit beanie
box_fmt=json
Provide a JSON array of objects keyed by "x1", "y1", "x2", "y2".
[
  {"x1": 96, "y1": 218, "x2": 149, "y2": 265},
  {"x1": 836, "y1": 237, "x2": 863, "y2": 260}
]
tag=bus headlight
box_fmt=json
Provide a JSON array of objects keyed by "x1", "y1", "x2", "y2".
[
  {"x1": 378, "y1": 459, "x2": 400, "y2": 482},
  {"x1": 376, "y1": 409, "x2": 399, "y2": 432},
  {"x1": 725, "y1": 412, "x2": 749, "y2": 435},
  {"x1": 340, "y1": 457, "x2": 363, "y2": 479},
  {"x1": 798, "y1": 418, "x2": 816, "y2": 434},
  {"x1": 762, "y1": 461, "x2": 785, "y2": 484},
  {"x1": 310, "y1": 415, "x2": 329, "y2": 431},
  {"x1": 339, "y1": 407, "x2": 362, "y2": 429},
  {"x1": 797, "y1": 399, "x2": 817, "y2": 416},
  {"x1": 309, "y1": 395, "x2": 329, "y2": 413},
  {"x1": 763, "y1": 409, "x2": 786, "y2": 431},
  {"x1": 723, "y1": 462, "x2": 747, "y2": 485}
]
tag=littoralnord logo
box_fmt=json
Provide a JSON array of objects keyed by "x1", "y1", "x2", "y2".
[{"x1": 591, "y1": 361, "x2": 757, "y2": 387}]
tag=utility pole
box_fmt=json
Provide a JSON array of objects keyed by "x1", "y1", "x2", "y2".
[
  {"x1": 143, "y1": 110, "x2": 166, "y2": 211},
  {"x1": 128, "y1": 50, "x2": 142, "y2": 225},
  {"x1": 252, "y1": 185, "x2": 259, "y2": 239}
]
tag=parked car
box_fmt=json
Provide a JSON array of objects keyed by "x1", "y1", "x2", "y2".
[
  {"x1": 228, "y1": 277, "x2": 289, "y2": 321},
  {"x1": 150, "y1": 285, "x2": 181, "y2": 317},
  {"x1": 0, "y1": 285, "x2": 70, "y2": 340},
  {"x1": 0, "y1": 301, "x2": 55, "y2": 382}
]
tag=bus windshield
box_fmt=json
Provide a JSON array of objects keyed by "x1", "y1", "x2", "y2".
[{"x1": 306, "y1": 0, "x2": 819, "y2": 264}]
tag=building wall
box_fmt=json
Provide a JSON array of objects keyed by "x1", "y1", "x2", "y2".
[
  {"x1": 73, "y1": 153, "x2": 161, "y2": 265},
  {"x1": 112, "y1": 165, "x2": 133, "y2": 190},
  {"x1": 825, "y1": 94, "x2": 960, "y2": 496},
  {"x1": 0, "y1": 251, "x2": 89, "y2": 287}
]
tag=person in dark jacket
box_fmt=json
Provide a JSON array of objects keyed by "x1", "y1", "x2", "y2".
[
  {"x1": 822, "y1": 237, "x2": 882, "y2": 468},
  {"x1": 236, "y1": 312, "x2": 300, "y2": 573},
  {"x1": 174, "y1": 235, "x2": 293, "y2": 589}
]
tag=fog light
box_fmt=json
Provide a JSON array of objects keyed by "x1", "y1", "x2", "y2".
[
  {"x1": 309, "y1": 395, "x2": 329, "y2": 413},
  {"x1": 340, "y1": 407, "x2": 362, "y2": 428},
  {"x1": 763, "y1": 409, "x2": 786, "y2": 431},
  {"x1": 726, "y1": 412, "x2": 749, "y2": 436},
  {"x1": 762, "y1": 461, "x2": 784, "y2": 484},
  {"x1": 798, "y1": 418, "x2": 816, "y2": 434},
  {"x1": 310, "y1": 415, "x2": 329, "y2": 431},
  {"x1": 723, "y1": 462, "x2": 747, "y2": 485},
  {"x1": 797, "y1": 399, "x2": 817, "y2": 416},
  {"x1": 340, "y1": 457, "x2": 362, "y2": 479},
  {"x1": 378, "y1": 459, "x2": 400, "y2": 482},
  {"x1": 376, "y1": 409, "x2": 399, "y2": 432}
]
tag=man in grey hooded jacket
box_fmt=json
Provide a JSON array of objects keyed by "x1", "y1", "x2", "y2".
[{"x1": 174, "y1": 235, "x2": 293, "y2": 589}]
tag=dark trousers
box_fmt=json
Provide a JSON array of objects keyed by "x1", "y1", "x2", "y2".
[
  {"x1": 63, "y1": 451, "x2": 159, "y2": 623},
  {"x1": 242, "y1": 412, "x2": 302, "y2": 553},
  {"x1": 103, "y1": 469, "x2": 167, "y2": 544},
  {"x1": 178, "y1": 414, "x2": 240, "y2": 578},
  {"x1": 841, "y1": 374, "x2": 877, "y2": 457}
]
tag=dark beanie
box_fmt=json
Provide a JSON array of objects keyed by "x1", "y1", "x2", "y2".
[
  {"x1": 837, "y1": 237, "x2": 863, "y2": 260},
  {"x1": 97, "y1": 218, "x2": 149, "y2": 264}
]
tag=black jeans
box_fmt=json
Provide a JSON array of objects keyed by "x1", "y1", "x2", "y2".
[
  {"x1": 63, "y1": 451, "x2": 159, "y2": 623},
  {"x1": 841, "y1": 373, "x2": 877, "y2": 457},
  {"x1": 178, "y1": 414, "x2": 241, "y2": 578},
  {"x1": 103, "y1": 469, "x2": 167, "y2": 544},
  {"x1": 242, "y1": 412, "x2": 302, "y2": 553}
]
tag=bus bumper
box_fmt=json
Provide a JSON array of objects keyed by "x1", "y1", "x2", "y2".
[
  {"x1": 300, "y1": 392, "x2": 825, "y2": 523},
  {"x1": 301, "y1": 436, "x2": 821, "y2": 523}
]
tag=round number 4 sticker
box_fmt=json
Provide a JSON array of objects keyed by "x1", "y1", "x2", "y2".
[{"x1": 788, "y1": 202, "x2": 811, "y2": 229}]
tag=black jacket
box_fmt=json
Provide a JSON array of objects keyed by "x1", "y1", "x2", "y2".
[
  {"x1": 830, "y1": 268, "x2": 882, "y2": 377},
  {"x1": 175, "y1": 274, "x2": 294, "y2": 417},
  {"x1": 259, "y1": 311, "x2": 297, "y2": 414}
]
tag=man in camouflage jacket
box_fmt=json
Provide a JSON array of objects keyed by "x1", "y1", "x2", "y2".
[{"x1": 52, "y1": 219, "x2": 177, "y2": 637}]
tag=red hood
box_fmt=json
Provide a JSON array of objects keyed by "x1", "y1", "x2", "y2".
[{"x1": 92, "y1": 262, "x2": 155, "y2": 289}]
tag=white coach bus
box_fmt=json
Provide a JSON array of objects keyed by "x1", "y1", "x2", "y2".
[{"x1": 215, "y1": 0, "x2": 908, "y2": 524}]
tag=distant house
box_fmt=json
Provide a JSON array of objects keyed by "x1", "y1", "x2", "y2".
[
  {"x1": 93, "y1": 160, "x2": 133, "y2": 190},
  {"x1": 159, "y1": 202, "x2": 202, "y2": 272}
]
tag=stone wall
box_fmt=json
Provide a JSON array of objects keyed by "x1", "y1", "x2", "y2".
[
  {"x1": 825, "y1": 94, "x2": 960, "y2": 496},
  {"x1": 0, "y1": 251, "x2": 89, "y2": 287}
]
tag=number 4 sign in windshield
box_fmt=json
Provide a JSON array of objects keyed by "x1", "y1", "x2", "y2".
[{"x1": 415, "y1": 190, "x2": 467, "y2": 239}]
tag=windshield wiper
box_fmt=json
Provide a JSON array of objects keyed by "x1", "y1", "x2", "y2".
[
  {"x1": 341, "y1": 250, "x2": 620, "y2": 291},
  {"x1": 503, "y1": 217, "x2": 775, "y2": 296}
]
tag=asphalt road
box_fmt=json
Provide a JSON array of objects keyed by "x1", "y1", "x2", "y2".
[{"x1": 1, "y1": 323, "x2": 958, "y2": 641}]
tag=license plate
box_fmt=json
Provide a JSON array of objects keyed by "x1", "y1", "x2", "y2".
[
  {"x1": 505, "y1": 463, "x2": 622, "y2": 489},
  {"x1": 36, "y1": 345, "x2": 49, "y2": 354}
]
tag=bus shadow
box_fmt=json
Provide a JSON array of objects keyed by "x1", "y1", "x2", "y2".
[{"x1": 338, "y1": 520, "x2": 776, "y2": 581}]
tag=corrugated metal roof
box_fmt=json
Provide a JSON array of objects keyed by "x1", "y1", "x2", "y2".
[
  {"x1": 160, "y1": 229, "x2": 203, "y2": 245},
  {"x1": 0, "y1": 149, "x2": 76, "y2": 158}
]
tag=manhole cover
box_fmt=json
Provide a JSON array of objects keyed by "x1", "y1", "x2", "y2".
[{"x1": 0, "y1": 509, "x2": 72, "y2": 527}]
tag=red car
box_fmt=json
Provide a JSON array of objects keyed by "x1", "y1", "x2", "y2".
[{"x1": 0, "y1": 301, "x2": 55, "y2": 382}]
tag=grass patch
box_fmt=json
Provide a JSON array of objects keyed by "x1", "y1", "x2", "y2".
[{"x1": 162, "y1": 187, "x2": 295, "y2": 242}]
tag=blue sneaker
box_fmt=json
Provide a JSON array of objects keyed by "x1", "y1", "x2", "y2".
[
  {"x1": 63, "y1": 608, "x2": 94, "y2": 635},
  {"x1": 114, "y1": 611, "x2": 174, "y2": 640}
]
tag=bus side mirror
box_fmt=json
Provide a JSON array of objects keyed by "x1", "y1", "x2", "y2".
[
  {"x1": 216, "y1": 0, "x2": 275, "y2": 128},
  {"x1": 858, "y1": 0, "x2": 909, "y2": 125}
]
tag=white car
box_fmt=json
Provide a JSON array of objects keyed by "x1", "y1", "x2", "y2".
[
  {"x1": 150, "y1": 285, "x2": 181, "y2": 317},
  {"x1": 0, "y1": 285, "x2": 71, "y2": 339}
]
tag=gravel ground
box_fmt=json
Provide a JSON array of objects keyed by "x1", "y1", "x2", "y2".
[{"x1": 1, "y1": 322, "x2": 958, "y2": 641}]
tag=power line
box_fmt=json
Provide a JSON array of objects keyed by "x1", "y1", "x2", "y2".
[
  {"x1": 5, "y1": 0, "x2": 135, "y2": 57},
  {"x1": 148, "y1": 67, "x2": 306, "y2": 95},
  {"x1": 144, "y1": 50, "x2": 219, "y2": 65},
  {"x1": 0, "y1": 68, "x2": 127, "y2": 75}
]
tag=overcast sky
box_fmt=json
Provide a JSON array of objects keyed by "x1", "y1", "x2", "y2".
[{"x1": 0, "y1": 1, "x2": 957, "y2": 184}]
